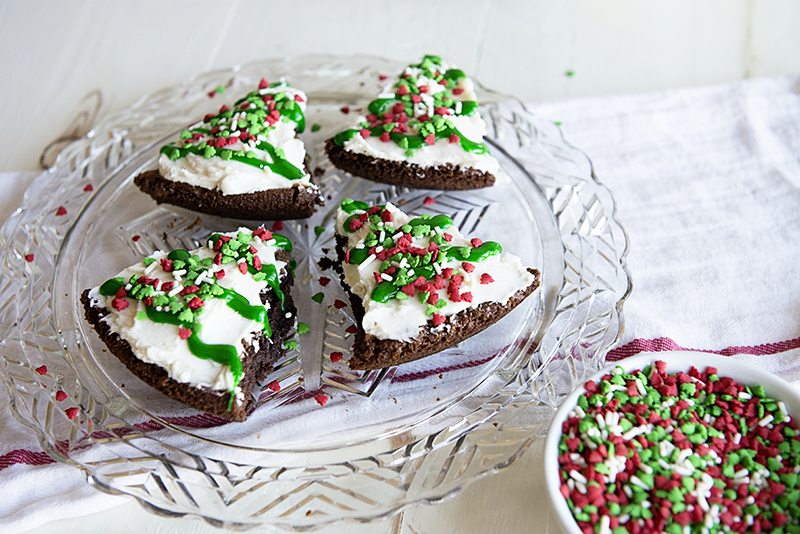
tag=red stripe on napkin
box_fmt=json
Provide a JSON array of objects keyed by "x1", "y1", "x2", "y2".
[{"x1": 607, "y1": 336, "x2": 800, "y2": 361}]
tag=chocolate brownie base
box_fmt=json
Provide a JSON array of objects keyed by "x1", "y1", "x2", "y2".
[
  {"x1": 325, "y1": 140, "x2": 495, "y2": 190},
  {"x1": 134, "y1": 169, "x2": 322, "y2": 220},
  {"x1": 334, "y1": 235, "x2": 540, "y2": 369},
  {"x1": 81, "y1": 269, "x2": 296, "y2": 422}
]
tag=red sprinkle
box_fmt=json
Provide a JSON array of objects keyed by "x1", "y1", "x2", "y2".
[
  {"x1": 131, "y1": 235, "x2": 141, "y2": 242},
  {"x1": 55, "y1": 206, "x2": 67, "y2": 217},
  {"x1": 340, "y1": 106, "x2": 350, "y2": 114},
  {"x1": 319, "y1": 277, "x2": 330, "y2": 286},
  {"x1": 329, "y1": 352, "x2": 343, "y2": 363},
  {"x1": 24, "y1": 253, "x2": 34, "y2": 262},
  {"x1": 453, "y1": 87, "x2": 464, "y2": 95},
  {"x1": 272, "y1": 220, "x2": 284, "y2": 231},
  {"x1": 83, "y1": 184, "x2": 94, "y2": 192},
  {"x1": 461, "y1": 292, "x2": 473, "y2": 303},
  {"x1": 267, "y1": 380, "x2": 281, "y2": 392},
  {"x1": 65, "y1": 407, "x2": 79, "y2": 420},
  {"x1": 443, "y1": 233, "x2": 453, "y2": 242},
  {"x1": 470, "y1": 238, "x2": 483, "y2": 247},
  {"x1": 359, "y1": 128, "x2": 371, "y2": 139},
  {"x1": 253, "y1": 255, "x2": 262, "y2": 271},
  {"x1": 314, "y1": 393, "x2": 329, "y2": 406},
  {"x1": 111, "y1": 298, "x2": 129, "y2": 311},
  {"x1": 259, "y1": 78, "x2": 269, "y2": 89},
  {"x1": 449, "y1": 134, "x2": 460, "y2": 144},
  {"x1": 160, "y1": 258, "x2": 174, "y2": 272},
  {"x1": 432, "y1": 313, "x2": 446, "y2": 327},
  {"x1": 333, "y1": 299, "x2": 347, "y2": 309},
  {"x1": 461, "y1": 262, "x2": 475, "y2": 273},
  {"x1": 424, "y1": 133, "x2": 436, "y2": 145},
  {"x1": 378, "y1": 74, "x2": 388, "y2": 81},
  {"x1": 187, "y1": 297, "x2": 204, "y2": 310},
  {"x1": 380, "y1": 132, "x2": 391, "y2": 142},
  {"x1": 423, "y1": 196, "x2": 436, "y2": 206},
  {"x1": 35, "y1": 365, "x2": 48, "y2": 375},
  {"x1": 345, "y1": 325, "x2": 358, "y2": 334},
  {"x1": 214, "y1": 270, "x2": 225, "y2": 280},
  {"x1": 396, "y1": 85, "x2": 409, "y2": 96},
  {"x1": 55, "y1": 390, "x2": 68, "y2": 402},
  {"x1": 178, "y1": 327, "x2": 192, "y2": 340},
  {"x1": 480, "y1": 273, "x2": 494, "y2": 284}
]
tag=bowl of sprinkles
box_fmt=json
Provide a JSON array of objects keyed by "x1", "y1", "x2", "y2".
[{"x1": 544, "y1": 352, "x2": 800, "y2": 534}]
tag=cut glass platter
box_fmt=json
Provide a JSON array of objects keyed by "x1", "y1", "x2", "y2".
[{"x1": 0, "y1": 55, "x2": 631, "y2": 529}]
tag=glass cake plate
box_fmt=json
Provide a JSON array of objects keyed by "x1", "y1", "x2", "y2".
[{"x1": 0, "y1": 55, "x2": 631, "y2": 529}]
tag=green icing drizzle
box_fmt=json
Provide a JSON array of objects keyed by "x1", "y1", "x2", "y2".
[
  {"x1": 331, "y1": 54, "x2": 490, "y2": 158},
  {"x1": 99, "y1": 277, "x2": 125, "y2": 296},
  {"x1": 441, "y1": 241, "x2": 502, "y2": 262},
  {"x1": 340, "y1": 198, "x2": 370, "y2": 213},
  {"x1": 339, "y1": 200, "x2": 503, "y2": 309},
  {"x1": 160, "y1": 80, "x2": 307, "y2": 178},
  {"x1": 97, "y1": 227, "x2": 291, "y2": 408}
]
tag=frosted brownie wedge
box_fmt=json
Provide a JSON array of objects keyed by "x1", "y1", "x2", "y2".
[
  {"x1": 136, "y1": 79, "x2": 322, "y2": 219},
  {"x1": 82, "y1": 226, "x2": 296, "y2": 421},
  {"x1": 334, "y1": 200, "x2": 540, "y2": 369},
  {"x1": 326, "y1": 55, "x2": 499, "y2": 190}
]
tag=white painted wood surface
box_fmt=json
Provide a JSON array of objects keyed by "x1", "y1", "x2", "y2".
[
  {"x1": 2, "y1": 0, "x2": 799, "y2": 173},
  {"x1": 3, "y1": 1, "x2": 799, "y2": 532}
]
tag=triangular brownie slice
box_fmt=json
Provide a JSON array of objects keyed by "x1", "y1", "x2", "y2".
[
  {"x1": 334, "y1": 200, "x2": 540, "y2": 369},
  {"x1": 82, "y1": 226, "x2": 296, "y2": 421},
  {"x1": 136, "y1": 79, "x2": 322, "y2": 219},
  {"x1": 326, "y1": 54, "x2": 499, "y2": 190}
]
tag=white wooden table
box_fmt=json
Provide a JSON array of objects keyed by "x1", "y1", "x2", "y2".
[{"x1": 3, "y1": 1, "x2": 799, "y2": 532}]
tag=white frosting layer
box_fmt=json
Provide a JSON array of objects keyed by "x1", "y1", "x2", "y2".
[
  {"x1": 159, "y1": 85, "x2": 313, "y2": 195},
  {"x1": 342, "y1": 64, "x2": 499, "y2": 175},
  {"x1": 336, "y1": 203, "x2": 534, "y2": 341},
  {"x1": 89, "y1": 228, "x2": 286, "y2": 393}
]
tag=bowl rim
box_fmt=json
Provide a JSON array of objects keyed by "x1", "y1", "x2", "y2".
[{"x1": 543, "y1": 350, "x2": 800, "y2": 534}]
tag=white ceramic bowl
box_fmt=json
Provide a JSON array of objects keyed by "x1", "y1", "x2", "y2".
[{"x1": 543, "y1": 351, "x2": 800, "y2": 534}]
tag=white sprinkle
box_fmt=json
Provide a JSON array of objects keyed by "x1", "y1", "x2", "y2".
[
  {"x1": 355, "y1": 244, "x2": 365, "y2": 249},
  {"x1": 173, "y1": 269, "x2": 187, "y2": 276},
  {"x1": 733, "y1": 468, "x2": 749, "y2": 479},
  {"x1": 598, "y1": 515, "x2": 610, "y2": 534},
  {"x1": 375, "y1": 246, "x2": 384, "y2": 253},
  {"x1": 379, "y1": 231, "x2": 385, "y2": 242},
  {"x1": 758, "y1": 415, "x2": 774, "y2": 427},
  {"x1": 574, "y1": 405, "x2": 586, "y2": 418},
  {"x1": 144, "y1": 261, "x2": 158, "y2": 275},
  {"x1": 380, "y1": 273, "x2": 392, "y2": 281},
  {"x1": 433, "y1": 262, "x2": 442, "y2": 275},
  {"x1": 284, "y1": 312, "x2": 292, "y2": 318},
  {"x1": 358, "y1": 254, "x2": 377, "y2": 272},
  {"x1": 630, "y1": 476, "x2": 649, "y2": 490},
  {"x1": 778, "y1": 401, "x2": 788, "y2": 415},
  {"x1": 125, "y1": 283, "x2": 132, "y2": 290},
  {"x1": 455, "y1": 100, "x2": 462, "y2": 114},
  {"x1": 733, "y1": 433, "x2": 742, "y2": 444},
  {"x1": 168, "y1": 285, "x2": 183, "y2": 297},
  {"x1": 155, "y1": 306, "x2": 162, "y2": 312},
  {"x1": 407, "y1": 269, "x2": 415, "y2": 276},
  {"x1": 266, "y1": 239, "x2": 277, "y2": 246},
  {"x1": 635, "y1": 378, "x2": 646, "y2": 397},
  {"x1": 574, "y1": 481, "x2": 587, "y2": 494},
  {"x1": 622, "y1": 427, "x2": 643, "y2": 440},
  {"x1": 392, "y1": 232, "x2": 403, "y2": 240},
  {"x1": 738, "y1": 391, "x2": 752, "y2": 400},
  {"x1": 569, "y1": 470, "x2": 587, "y2": 485},
  {"x1": 639, "y1": 463, "x2": 653, "y2": 475},
  {"x1": 207, "y1": 240, "x2": 214, "y2": 249}
]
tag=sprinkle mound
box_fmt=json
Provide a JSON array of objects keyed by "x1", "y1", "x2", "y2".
[{"x1": 558, "y1": 361, "x2": 800, "y2": 533}]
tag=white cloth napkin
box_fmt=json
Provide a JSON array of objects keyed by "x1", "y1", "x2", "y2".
[
  {"x1": 535, "y1": 75, "x2": 800, "y2": 381},
  {"x1": 3, "y1": 75, "x2": 800, "y2": 532}
]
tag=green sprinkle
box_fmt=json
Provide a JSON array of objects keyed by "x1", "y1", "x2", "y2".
[
  {"x1": 311, "y1": 123, "x2": 321, "y2": 132},
  {"x1": 297, "y1": 322, "x2": 310, "y2": 335},
  {"x1": 313, "y1": 225, "x2": 325, "y2": 236},
  {"x1": 311, "y1": 292, "x2": 324, "y2": 303},
  {"x1": 284, "y1": 339, "x2": 298, "y2": 351}
]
